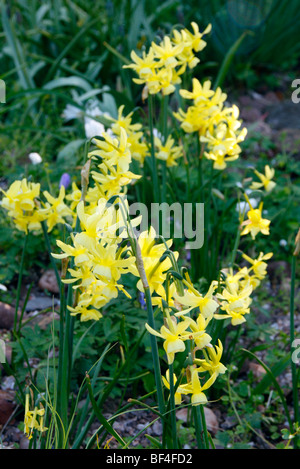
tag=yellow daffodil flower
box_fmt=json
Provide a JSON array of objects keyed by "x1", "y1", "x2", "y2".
[
  {"x1": 179, "y1": 367, "x2": 217, "y2": 405},
  {"x1": 240, "y1": 197, "x2": 271, "y2": 239},
  {"x1": 173, "y1": 280, "x2": 219, "y2": 318},
  {"x1": 66, "y1": 181, "x2": 82, "y2": 212},
  {"x1": 250, "y1": 165, "x2": 276, "y2": 192},
  {"x1": 242, "y1": 251, "x2": 273, "y2": 280},
  {"x1": 194, "y1": 340, "x2": 227, "y2": 378},
  {"x1": 40, "y1": 185, "x2": 72, "y2": 232},
  {"x1": 145, "y1": 313, "x2": 191, "y2": 364},
  {"x1": 182, "y1": 314, "x2": 212, "y2": 349},
  {"x1": 162, "y1": 370, "x2": 187, "y2": 405},
  {"x1": 24, "y1": 393, "x2": 47, "y2": 440},
  {"x1": 0, "y1": 178, "x2": 45, "y2": 233},
  {"x1": 179, "y1": 78, "x2": 215, "y2": 103},
  {"x1": 215, "y1": 282, "x2": 252, "y2": 325},
  {"x1": 154, "y1": 135, "x2": 183, "y2": 167}
]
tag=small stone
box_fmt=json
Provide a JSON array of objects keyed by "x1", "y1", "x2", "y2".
[
  {"x1": 38, "y1": 269, "x2": 60, "y2": 294},
  {"x1": 203, "y1": 407, "x2": 219, "y2": 435},
  {"x1": 176, "y1": 408, "x2": 188, "y2": 422},
  {"x1": 0, "y1": 389, "x2": 16, "y2": 425},
  {"x1": 177, "y1": 406, "x2": 219, "y2": 434},
  {"x1": 151, "y1": 420, "x2": 163, "y2": 436},
  {"x1": 0, "y1": 302, "x2": 20, "y2": 330},
  {"x1": 1, "y1": 375, "x2": 15, "y2": 391},
  {"x1": 19, "y1": 436, "x2": 30, "y2": 450},
  {"x1": 249, "y1": 361, "x2": 266, "y2": 378},
  {"x1": 35, "y1": 312, "x2": 60, "y2": 330},
  {"x1": 25, "y1": 296, "x2": 59, "y2": 312}
]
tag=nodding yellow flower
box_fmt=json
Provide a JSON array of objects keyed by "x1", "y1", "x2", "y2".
[
  {"x1": 65, "y1": 181, "x2": 82, "y2": 212},
  {"x1": 154, "y1": 135, "x2": 183, "y2": 167},
  {"x1": 68, "y1": 290, "x2": 104, "y2": 322},
  {"x1": 162, "y1": 370, "x2": 186, "y2": 405},
  {"x1": 108, "y1": 106, "x2": 149, "y2": 164},
  {"x1": 172, "y1": 23, "x2": 211, "y2": 73},
  {"x1": 250, "y1": 165, "x2": 276, "y2": 192},
  {"x1": 124, "y1": 48, "x2": 159, "y2": 77},
  {"x1": 124, "y1": 23, "x2": 211, "y2": 97},
  {"x1": 179, "y1": 78, "x2": 215, "y2": 103},
  {"x1": 225, "y1": 266, "x2": 260, "y2": 291},
  {"x1": 240, "y1": 196, "x2": 271, "y2": 239},
  {"x1": 179, "y1": 367, "x2": 217, "y2": 405},
  {"x1": 40, "y1": 185, "x2": 72, "y2": 232},
  {"x1": 109, "y1": 105, "x2": 142, "y2": 135},
  {"x1": 52, "y1": 236, "x2": 90, "y2": 267},
  {"x1": 215, "y1": 282, "x2": 253, "y2": 326},
  {"x1": 0, "y1": 178, "x2": 45, "y2": 233},
  {"x1": 201, "y1": 124, "x2": 247, "y2": 170},
  {"x1": 129, "y1": 226, "x2": 178, "y2": 296},
  {"x1": 242, "y1": 251, "x2": 273, "y2": 280},
  {"x1": 90, "y1": 127, "x2": 132, "y2": 173},
  {"x1": 182, "y1": 314, "x2": 212, "y2": 350},
  {"x1": 174, "y1": 85, "x2": 227, "y2": 136},
  {"x1": 194, "y1": 339, "x2": 227, "y2": 378},
  {"x1": 151, "y1": 35, "x2": 183, "y2": 68},
  {"x1": 24, "y1": 393, "x2": 47, "y2": 440},
  {"x1": 181, "y1": 22, "x2": 212, "y2": 53},
  {"x1": 173, "y1": 280, "x2": 219, "y2": 319},
  {"x1": 145, "y1": 312, "x2": 191, "y2": 364}
]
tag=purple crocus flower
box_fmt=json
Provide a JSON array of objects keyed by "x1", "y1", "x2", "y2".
[
  {"x1": 138, "y1": 291, "x2": 147, "y2": 310},
  {"x1": 59, "y1": 172, "x2": 71, "y2": 190}
]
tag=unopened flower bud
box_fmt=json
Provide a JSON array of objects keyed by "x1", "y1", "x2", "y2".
[
  {"x1": 294, "y1": 228, "x2": 300, "y2": 256},
  {"x1": 59, "y1": 172, "x2": 71, "y2": 189}
]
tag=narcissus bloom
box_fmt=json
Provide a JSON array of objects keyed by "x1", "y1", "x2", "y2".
[
  {"x1": 130, "y1": 226, "x2": 178, "y2": 296},
  {"x1": 173, "y1": 280, "x2": 219, "y2": 318},
  {"x1": 215, "y1": 282, "x2": 253, "y2": 325},
  {"x1": 162, "y1": 370, "x2": 187, "y2": 405},
  {"x1": 154, "y1": 135, "x2": 183, "y2": 167},
  {"x1": 179, "y1": 367, "x2": 217, "y2": 405},
  {"x1": 179, "y1": 78, "x2": 215, "y2": 103},
  {"x1": 124, "y1": 23, "x2": 211, "y2": 97},
  {"x1": 24, "y1": 393, "x2": 47, "y2": 440},
  {"x1": 40, "y1": 185, "x2": 72, "y2": 232},
  {"x1": 240, "y1": 198, "x2": 271, "y2": 239},
  {"x1": 194, "y1": 340, "x2": 227, "y2": 378},
  {"x1": 242, "y1": 251, "x2": 273, "y2": 280},
  {"x1": 250, "y1": 165, "x2": 276, "y2": 192},
  {"x1": 201, "y1": 124, "x2": 247, "y2": 170},
  {"x1": 108, "y1": 106, "x2": 149, "y2": 164},
  {"x1": 182, "y1": 314, "x2": 212, "y2": 349},
  {"x1": 145, "y1": 313, "x2": 191, "y2": 364},
  {"x1": 0, "y1": 178, "x2": 45, "y2": 233}
]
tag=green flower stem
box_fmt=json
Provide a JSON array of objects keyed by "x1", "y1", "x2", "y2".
[
  {"x1": 193, "y1": 404, "x2": 204, "y2": 449},
  {"x1": 134, "y1": 236, "x2": 166, "y2": 425},
  {"x1": 144, "y1": 285, "x2": 166, "y2": 417},
  {"x1": 13, "y1": 234, "x2": 28, "y2": 337},
  {"x1": 230, "y1": 225, "x2": 241, "y2": 269},
  {"x1": 41, "y1": 220, "x2": 66, "y2": 445},
  {"x1": 148, "y1": 94, "x2": 160, "y2": 203},
  {"x1": 168, "y1": 362, "x2": 178, "y2": 449},
  {"x1": 161, "y1": 95, "x2": 169, "y2": 203},
  {"x1": 290, "y1": 253, "x2": 299, "y2": 447},
  {"x1": 199, "y1": 404, "x2": 209, "y2": 449}
]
